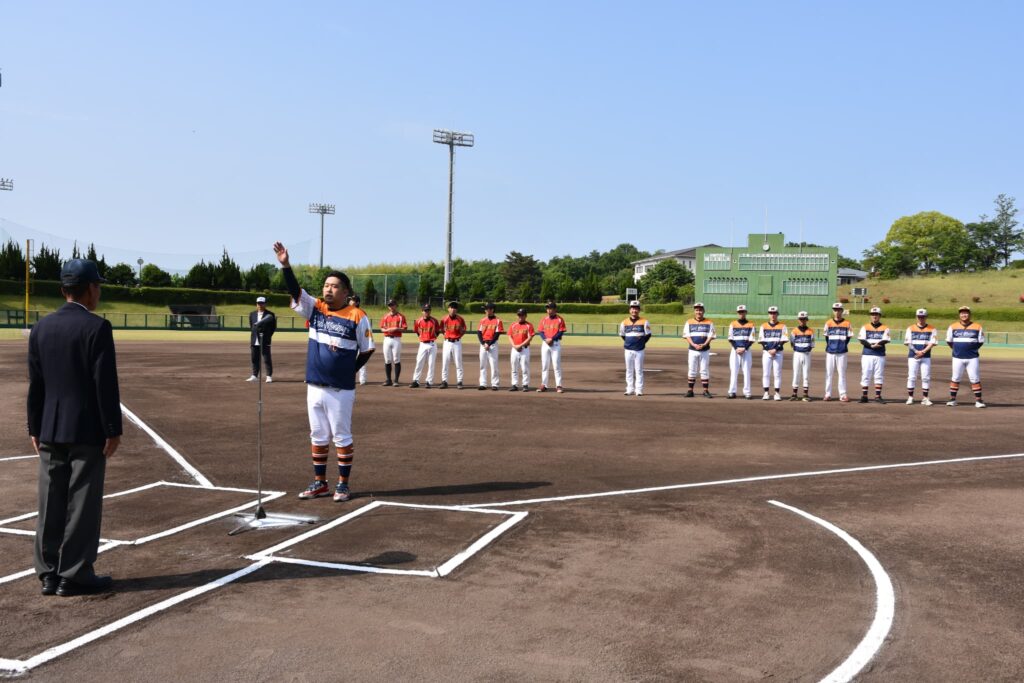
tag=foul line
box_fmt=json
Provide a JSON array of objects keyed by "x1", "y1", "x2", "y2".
[
  {"x1": 769, "y1": 500, "x2": 894, "y2": 683},
  {"x1": 462, "y1": 452, "x2": 1024, "y2": 508},
  {"x1": 0, "y1": 455, "x2": 37, "y2": 462},
  {"x1": 121, "y1": 403, "x2": 214, "y2": 488},
  {"x1": 0, "y1": 559, "x2": 272, "y2": 674}
]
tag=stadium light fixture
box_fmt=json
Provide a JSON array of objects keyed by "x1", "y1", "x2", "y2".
[
  {"x1": 308, "y1": 202, "x2": 336, "y2": 268},
  {"x1": 0, "y1": 178, "x2": 13, "y2": 191},
  {"x1": 432, "y1": 129, "x2": 474, "y2": 290}
]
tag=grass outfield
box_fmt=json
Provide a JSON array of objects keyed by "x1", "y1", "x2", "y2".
[{"x1": 858, "y1": 269, "x2": 1024, "y2": 307}]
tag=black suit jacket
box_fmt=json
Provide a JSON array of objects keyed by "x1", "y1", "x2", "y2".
[
  {"x1": 249, "y1": 309, "x2": 277, "y2": 346},
  {"x1": 27, "y1": 302, "x2": 122, "y2": 446}
]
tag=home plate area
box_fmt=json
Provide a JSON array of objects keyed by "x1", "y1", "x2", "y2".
[{"x1": 248, "y1": 501, "x2": 527, "y2": 578}]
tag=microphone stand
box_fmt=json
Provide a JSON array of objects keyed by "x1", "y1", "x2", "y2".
[{"x1": 230, "y1": 325, "x2": 317, "y2": 535}]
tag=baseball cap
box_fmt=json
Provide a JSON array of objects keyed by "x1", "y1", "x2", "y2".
[
  {"x1": 693, "y1": 302, "x2": 705, "y2": 309},
  {"x1": 422, "y1": 304, "x2": 431, "y2": 311},
  {"x1": 546, "y1": 301, "x2": 557, "y2": 309},
  {"x1": 736, "y1": 305, "x2": 747, "y2": 313},
  {"x1": 958, "y1": 305, "x2": 971, "y2": 312},
  {"x1": 448, "y1": 300, "x2": 459, "y2": 308},
  {"x1": 349, "y1": 294, "x2": 361, "y2": 303},
  {"x1": 767, "y1": 306, "x2": 779, "y2": 313},
  {"x1": 916, "y1": 308, "x2": 927, "y2": 316},
  {"x1": 870, "y1": 306, "x2": 882, "y2": 314},
  {"x1": 484, "y1": 301, "x2": 496, "y2": 309},
  {"x1": 832, "y1": 302, "x2": 844, "y2": 310},
  {"x1": 60, "y1": 259, "x2": 106, "y2": 286},
  {"x1": 629, "y1": 300, "x2": 640, "y2": 308},
  {"x1": 256, "y1": 296, "x2": 267, "y2": 304},
  {"x1": 516, "y1": 308, "x2": 527, "y2": 315},
  {"x1": 797, "y1": 311, "x2": 808, "y2": 319},
  {"x1": 387, "y1": 298, "x2": 397, "y2": 306}
]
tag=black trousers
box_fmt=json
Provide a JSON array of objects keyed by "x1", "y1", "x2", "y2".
[
  {"x1": 34, "y1": 442, "x2": 107, "y2": 581},
  {"x1": 251, "y1": 344, "x2": 273, "y2": 377}
]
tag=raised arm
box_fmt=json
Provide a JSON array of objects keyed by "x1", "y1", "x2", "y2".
[{"x1": 273, "y1": 242, "x2": 301, "y2": 301}]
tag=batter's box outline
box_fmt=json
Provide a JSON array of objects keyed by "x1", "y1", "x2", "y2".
[
  {"x1": 246, "y1": 500, "x2": 528, "y2": 578},
  {"x1": 0, "y1": 481, "x2": 285, "y2": 585}
]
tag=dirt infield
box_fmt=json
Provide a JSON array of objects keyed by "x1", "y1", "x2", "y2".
[{"x1": 2, "y1": 340, "x2": 1023, "y2": 681}]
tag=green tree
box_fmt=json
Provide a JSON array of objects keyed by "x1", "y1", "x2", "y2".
[
  {"x1": 105, "y1": 263, "x2": 137, "y2": 286},
  {"x1": 501, "y1": 251, "x2": 542, "y2": 296},
  {"x1": 85, "y1": 244, "x2": 108, "y2": 276},
  {"x1": 991, "y1": 194, "x2": 1020, "y2": 267},
  {"x1": 539, "y1": 278, "x2": 556, "y2": 303},
  {"x1": 242, "y1": 263, "x2": 275, "y2": 291},
  {"x1": 213, "y1": 249, "x2": 243, "y2": 290},
  {"x1": 443, "y1": 278, "x2": 460, "y2": 303},
  {"x1": 964, "y1": 219, "x2": 1000, "y2": 270},
  {"x1": 489, "y1": 279, "x2": 507, "y2": 302},
  {"x1": 517, "y1": 281, "x2": 533, "y2": 303},
  {"x1": 0, "y1": 240, "x2": 25, "y2": 279},
  {"x1": 32, "y1": 244, "x2": 62, "y2": 280},
  {"x1": 872, "y1": 211, "x2": 970, "y2": 273},
  {"x1": 468, "y1": 277, "x2": 487, "y2": 302},
  {"x1": 140, "y1": 263, "x2": 174, "y2": 287},
  {"x1": 862, "y1": 243, "x2": 917, "y2": 279},
  {"x1": 392, "y1": 278, "x2": 409, "y2": 304},
  {"x1": 417, "y1": 275, "x2": 435, "y2": 305},
  {"x1": 579, "y1": 272, "x2": 602, "y2": 303},
  {"x1": 184, "y1": 260, "x2": 216, "y2": 289},
  {"x1": 363, "y1": 278, "x2": 378, "y2": 305},
  {"x1": 638, "y1": 259, "x2": 693, "y2": 302}
]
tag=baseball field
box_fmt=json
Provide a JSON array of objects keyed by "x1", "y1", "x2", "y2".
[{"x1": 2, "y1": 338, "x2": 1023, "y2": 681}]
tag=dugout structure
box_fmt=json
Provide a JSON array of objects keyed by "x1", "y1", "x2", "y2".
[{"x1": 696, "y1": 234, "x2": 837, "y2": 318}]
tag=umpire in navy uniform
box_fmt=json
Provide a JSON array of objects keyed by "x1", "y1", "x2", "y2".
[
  {"x1": 28, "y1": 259, "x2": 122, "y2": 597},
  {"x1": 247, "y1": 296, "x2": 277, "y2": 383}
]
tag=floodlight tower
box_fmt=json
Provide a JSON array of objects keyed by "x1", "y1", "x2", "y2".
[
  {"x1": 0, "y1": 178, "x2": 12, "y2": 192},
  {"x1": 308, "y1": 202, "x2": 336, "y2": 268},
  {"x1": 432, "y1": 129, "x2": 474, "y2": 290}
]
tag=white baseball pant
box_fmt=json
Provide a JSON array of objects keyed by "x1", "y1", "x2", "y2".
[
  {"x1": 383, "y1": 337, "x2": 402, "y2": 364},
  {"x1": 861, "y1": 355, "x2": 886, "y2": 386},
  {"x1": 824, "y1": 352, "x2": 849, "y2": 398},
  {"x1": 307, "y1": 384, "x2": 355, "y2": 448},
  {"x1": 687, "y1": 349, "x2": 710, "y2": 380},
  {"x1": 951, "y1": 357, "x2": 980, "y2": 384},
  {"x1": 762, "y1": 351, "x2": 783, "y2": 390},
  {"x1": 413, "y1": 341, "x2": 437, "y2": 384},
  {"x1": 357, "y1": 365, "x2": 368, "y2": 384},
  {"x1": 624, "y1": 349, "x2": 645, "y2": 394},
  {"x1": 791, "y1": 351, "x2": 811, "y2": 389},
  {"x1": 479, "y1": 344, "x2": 500, "y2": 387},
  {"x1": 907, "y1": 356, "x2": 931, "y2": 390},
  {"x1": 510, "y1": 347, "x2": 531, "y2": 387},
  {"x1": 441, "y1": 339, "x2": 464, "y2": 383},
  {"x1": 540, "y1": 341, "x2": 563, "y2": 388},
  {"x1": 728, "y1": 348, "x2": 753, "y2": 396}
]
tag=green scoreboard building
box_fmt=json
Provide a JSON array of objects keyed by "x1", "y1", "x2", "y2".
[{"x1": 695, "y1": 234, "x2": 838, "y2": 318}]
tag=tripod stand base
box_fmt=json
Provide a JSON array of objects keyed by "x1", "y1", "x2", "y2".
[{"x1": 229, "y1": 510, "x2": 318, "y2": 536}]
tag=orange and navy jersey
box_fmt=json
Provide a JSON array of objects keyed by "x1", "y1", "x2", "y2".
[
  {"x1": 414, "y1": 316, "x2": 441, "y2": 342},
  {"x1": 477, "y1": 315, "x2": 505, "y2": 343},
  {"x1": 619, "y1": 316, "x2": 652, "y2": 351},
  {"x1": 758, "y1": 321, "x2": 789, "y2": 351},
  {"x1": 727, "y1": 320, "x2": 756, "y2": 349},
  {"x1": 946, "y1": 321, "x2": 985, "y2": 359},
  {"x1": 509, "y1": 321, "x2": 535, "y2": 347},
  {"x1": 791, "y1": 326, "x2": 815, "y2": 353},
  {"x1": 682, "y1": 318, "x2": 715, "y2": 350},
  {"x1": 380, "y1": 312, "x2": 408, "y2": 337},
  {"x1": 292, "y1": 291, "x2": 375, "y2": 390},
  {"x1": 904, "y1": 324, "x2": 937, "y2": 358},
  {"x1": 441, "y1": 314, "x2": 467, "y2": 340},
  {"x1": 823, "y1": 318, "x2": 853, "y2": 354},
  {"x1": 858, "y1": 323, "x2": 891, "y2": 356},
  {"x1": 537, "y1": 314, "x2": 567, "y2": 342}
]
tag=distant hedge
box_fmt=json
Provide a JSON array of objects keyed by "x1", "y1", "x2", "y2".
[
  {"x1": 0, "y1": 279, "x2": 291, "y2": 307},
  {"x1": 462, "y1": 301, "x2": 686, "y2": 315}
]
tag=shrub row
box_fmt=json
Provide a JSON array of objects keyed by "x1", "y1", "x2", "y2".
[{"x1": 0, "y1": 279, "x2": 292, "y2": 307}]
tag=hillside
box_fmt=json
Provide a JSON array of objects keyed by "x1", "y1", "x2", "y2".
[{"x1": 855, "y1": 270, "x2": 1024, "y2": 308}]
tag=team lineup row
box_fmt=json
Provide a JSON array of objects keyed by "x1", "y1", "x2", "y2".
[{"x1": 364, "y1": 298, "x2": 988, "y2": 407}]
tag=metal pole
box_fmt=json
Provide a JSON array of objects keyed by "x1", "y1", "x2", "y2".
[
  {"x1": 319, "y1": 213, "x2": 325, "y2": 269},
  {"x1": 445, "y1": 143, "x2": 454, "y2": 290},
  {"x1": 24, "y1": 240, "x2": 30, "y2": 329}
]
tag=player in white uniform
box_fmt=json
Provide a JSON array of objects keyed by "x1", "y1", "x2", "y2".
[
  {"x1": 682, "y1": 302, "x2": 715, "y2": 398},
  {"x1": 946, "y1": 305, "x2": 986, "y2": 408},
  {"x1": 758, "y1": 306, "x2": 789, "y2": 401},
  {"x1": 857, "y1": 306, "x2": 891, "y2": 404},
  {"x1": 274, "y1": 242, "x2": 374, "y2": 503},
  {"x1": 726, "y1": 305, "x2": 756, "y2": 399},
  {"x1": 904, "y1": 308, "x2": 937, "y2": 405},
  {"x1": 619, "y1": 300, "x2": 652, "y2": 396},
  {"x1": 789, "y1": 311, "x2": 814, "y2": 401}
]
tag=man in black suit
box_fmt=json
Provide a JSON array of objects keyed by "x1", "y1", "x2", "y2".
[
  {"x1": 28, "y1": 259, "x2": 122, "y2": 597},
  {"x1": 247, "y1": 296, "x2": 277, "y2": 383}
]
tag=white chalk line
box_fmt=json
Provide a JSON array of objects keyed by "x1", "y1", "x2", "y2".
[
  {"x1": 0, "y1": 541, "x2": 124, "y2": 586},
  {"x1": 0, "y1": 455, "x2": 38, "y2": 462},
  {"x1": 120, "y1": 403, "x2": 214, "y2": 488},
  {"x1": 0, "y1": 559, "x2": 273, "y2": 674},
  {"x1": 462, "y1": 452, "x2": 1024, "y2": 509},
  {"x1": 769, "y1": 500, "x2": 895, "y2": 683}
]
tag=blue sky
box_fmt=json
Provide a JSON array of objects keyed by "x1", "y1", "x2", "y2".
[{"x1": 1, "y1": 1, "x2": 1021, "y2": 271}]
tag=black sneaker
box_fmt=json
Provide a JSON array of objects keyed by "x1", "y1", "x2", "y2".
[
  {"x1": 478, "y1": 385, "x2": 487, "y2": 391},
  {"x1": 789, "y1": 395, "x2": 800, "y2": 401},
  {"x1": 457, "y1": 382, "x2": 464, "y2": 390},
  {"x1": 703, "y1": 391, "x2": 712, "y2": 398},
  {"x1": 410, "y1": 381, "x2": 420, "y2": 388},
  {"x1": 509, "y1": 386, "x2": 519, "y2": 392},
  {"x1": 492, "y1": 386, "x2": 499, "y2": 391},
  {"x1": 685, "y1": 390, "x2": 695, "y2": 398},
  {"x1": 727, "y1": 393, "x2": 736, "y2": 399},
  {"x1": 383, "y1": 380, "x2": 393, "y2": 386},
  {"x1": 875, "y1": 397, "x2": 885, "y2": 404},
  {"x1": 859, "y1": 396, "x2": 869, "y2": 403},
  {"x1": 523, "y1": 385, "x2": 530, "y2": 392},
  {"x1": 440, "y1": 381, "x2": 449, "y2": 389}
]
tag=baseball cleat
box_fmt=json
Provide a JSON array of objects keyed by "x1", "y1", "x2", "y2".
[
  {"x1": 298, "y1": 480, "x2": 330, "y2": 500},
  {"x1": 921, "y1": 398, "x2": 933, "y2": 406},
  {"x1": 685, "y1": 390, "x2": 695, "y2": 398},
  {"x1": 410, "y1": 381, "x2": 420, "y2": 388},
  {"x1": 509, "y1": 386, "x2": 519, "y2": 392},
  {"x1": 703, "y1": 391, "x2": 712, "y2": 398},
  {"x1": 975, "y1": 401, "x2": 987, "y2": 408},
  {"x1": 425, "y1": 383, "x2": 433, "y2": 389},
  {"x1": 333, "y1": 483, "x2": 351, "y2": 502},
  {"x1": 266, "y1": 376, "x2": 273, "y2": 383},
  {"x1": 906, "y1": 397, "x2": 914, "y2": 404},
  {"x1": 773, "y1": 393, "x2": 782, "y2": 401},
  {"x1": 537, "y1": 385, "x2": 547, "y2": 392},
  {"x1": 823, "y1": 395, "x2": 832, "y2": 401},
  {"x1": 624, "y1": 390, "x2": 633, "y2": 396},
  {"x1": 875, "y1": 397, "x2": 885, "y2": 404},
  {"x1": 727, "y1": 393, "x2": 736, "y2": 399},
  {"x1": 789, "y1": 395, "x2": 800, "y2": 401},
  {"x1": 383, "y1": 380, "x2": 393, "y2": 386},
  {"x1": 801, "y1": 396, "x2": 811, "y2": 402},
  {"x1": 440, "y1": 381, "x2": 449, "y2": 389},
  {"x1": 839, "y1": 395, "x2": 850, "y2": 402},
  {"x1": 457, "y1": 382, "x2": 464, "y2": 390},
  {"x1": 946, "y1": 400, "x2": 958, "y2": 406},
  {"x1": 859, "y1": 396, "x2": 869, "y2": 403},
  {"x1": 492, "y1": 386, "x2": 499, "y2": 391},
  {"x1": 246, "y1": 375, "x2": 258, "y2": 382},
  {"x1": 478, "y1": 385, "x2": 487, "y2": 391},
  {"x1": 522, "y1": 385, "x2": 530, "y2": 392},
  {"x1": 555, "y1": 386, "x2": 564, "y2": 393},
  {"x1": 635, "y1": 392, "x2": 643, "y2": 397},
  {"x1": 761, "y1": 392, "x2": 770, "y2": 401}
]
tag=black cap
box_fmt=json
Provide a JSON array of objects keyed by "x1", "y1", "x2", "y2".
[
  {"x1": 546, "y1": 301, "x2": 557, "y2": 309},
  {"x1": 516, "y1": 308, "x2": 527, "y2": 315},
  {"x1": 387, "y1": 299, "x2": 397, "y2": 306},
  {"x1": 349, "y1": 294, "x2": 361, "y2": 304},
  {"x1": 448, "y1": 300, "x2": 459, "y2": 308},
  {"x1": 60, "y1": 259, "x2": 106, "y2": 286},
  {"x1": 422, "y1": 304, "x2": 431, "y2": 311},
  {"x1": 484, "y1": 301, "x2": 496, "y2": 309}
]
